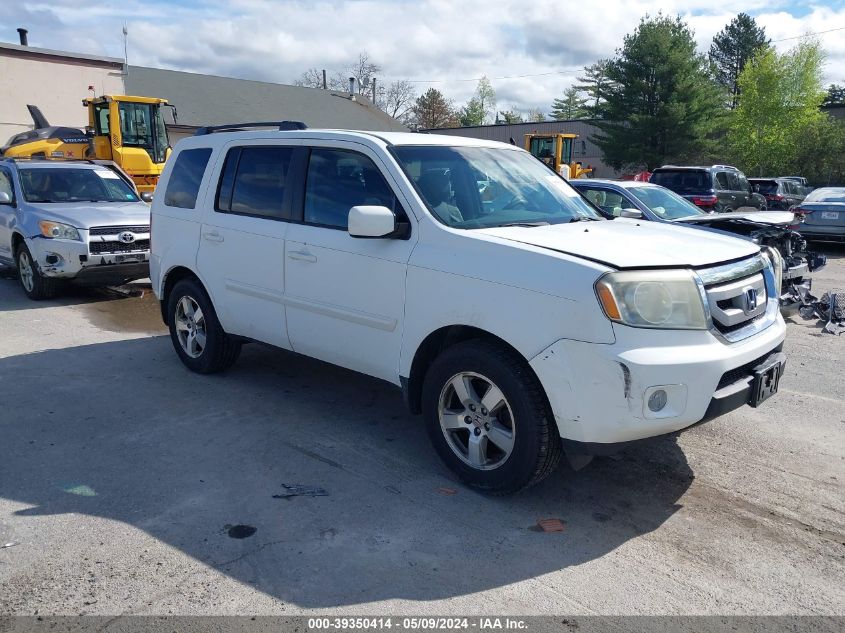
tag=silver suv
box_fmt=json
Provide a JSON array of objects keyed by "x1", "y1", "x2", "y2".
[{"x1": 0, "y1": 159, "x2": 151, "y2": 299}]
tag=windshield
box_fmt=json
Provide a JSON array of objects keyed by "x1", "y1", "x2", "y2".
[
  {"x1": 392, "y1": 145, "x2": 601, "y2": 228},
  {"x1": 650, "y1": 169, "x2": 710, "y2": 193},
  {"x1": 628, "y1": 186, "x2": 704, "y2": 220},
  {"x1": 19, "y1": 168, "x2": 140, "y2": 203},
  {"x1": 118, "y1": 102, "x2": 169, "y2": 163},
  {"x1": 805, "y1": 188, "x2": 845, "y2": 203}
]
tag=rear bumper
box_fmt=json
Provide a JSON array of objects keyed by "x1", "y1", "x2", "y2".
[{"x1": 799, "y1": 225, "x2": 845, "y2": 242}]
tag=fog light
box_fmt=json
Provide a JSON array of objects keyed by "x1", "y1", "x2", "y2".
[
  {"x1": 648, "y1": 389, "x2": 668, "y2": 412},
  {"x1": 45, "y1": 253, "x2": 60, "y2": 265}
]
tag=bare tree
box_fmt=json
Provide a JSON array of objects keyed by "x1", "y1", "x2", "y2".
[
  {"x1": 376, "y1": 80, "x2": 416, "y2": 122},
  {"x1": 348, "y1": 52, "x2": 381, "y2": 94},
  {"x1": 526, "y1": 108, "x2": 546, "y2": 122},
  {"x1": 295, "y1": 68, "x2": 326, "y2": 89}
]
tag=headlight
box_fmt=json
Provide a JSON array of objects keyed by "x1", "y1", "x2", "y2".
[
  {"x1": 39, "y1": 220, "x2": 81, "y2": 241},
  {"x1": 595, "y1": 269, "x2": 708, "y2": 329},
  {"x1": 764, "y1": 247, "x2": 783, "y2": 297}
]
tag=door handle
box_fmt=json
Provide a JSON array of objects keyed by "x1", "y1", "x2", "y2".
[
  {"x1": 203, "y1": 231, "x2": 224, "y2": 243},
  {"x1": 288, "y1": 250, "x2": 317, "y2": 263}
]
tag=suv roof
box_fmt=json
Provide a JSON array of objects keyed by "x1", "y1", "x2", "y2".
[{"x1": 654, "y1": 165, "x2": 740, "y2": 172}]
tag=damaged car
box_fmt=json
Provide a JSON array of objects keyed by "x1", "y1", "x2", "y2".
[
  {"x1": 0, "y1": 158, "x2": 150, "y2": 300},
  {"x1": 572, "y1": 179, "x2": 826, "y2": 313}
]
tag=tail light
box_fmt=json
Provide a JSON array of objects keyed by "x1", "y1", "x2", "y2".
[
  {"x1": 691, "y1": 195, "x2": 717, "y2": 207},
  {"x1": 793, "y1": 207, "x2": 812, "y2": 217},
  {"x1": 765, "y1": 194, "x2": 785, "y2": 201}
]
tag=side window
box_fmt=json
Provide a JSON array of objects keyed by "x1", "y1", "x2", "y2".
[
  {"x1": 736, "y1": 173, "x2": 750, "y2": 192},
  {"x1": 727, "y1": 172, "x2": 742, "y2": 191},
  {"x1": 304, "y1": 148, "x2": 397, "y2": 229},
  {"x1": 0, "y1": 168, "x2": 14, "y2": 202},
  {"x1": 216, "y1": 146, "x2": 293, "y2": 219},
  {"x1": 714, "y1": 171, "x2": 730, "y2": 190},
  {"x1": 163, "y1": 148, "x2": 212, "y2": 209},
  {"x1": 578, "y1": 187, "x2": 624, "y2": 216},
  {"x1": 94, "y1": 104, "x2": 110, "y2": 135}
]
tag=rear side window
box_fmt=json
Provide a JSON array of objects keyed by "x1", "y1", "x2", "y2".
[
  {"x1": 163, "y1": 148, "x2": 211, "y2": 209},
  {"x1": 216, "y1": 146, "x2": 294, "y2": 219},
  {"x1": 650, "y1": 169, "x2": 709, "y2": 192},
  {"x1": 578, "y1": 186, "x2": 625, "y2": 216},
  {"x1": 304, "y1": 148, "x2": 398, "y2": 229},
  {"x1": 715, "y1": 172, "x2": 731, "y2": 190},
  {"x1": 0, "y1": 168, "x2": 14, "y2": 202}
]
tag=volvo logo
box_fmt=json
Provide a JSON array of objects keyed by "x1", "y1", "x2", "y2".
[
  {"x1": 743, "y1": 287, "x2": 759, "y2": 313},
  {"x1": 118, "y1": 231, "x2": 136, "y2": 244}
]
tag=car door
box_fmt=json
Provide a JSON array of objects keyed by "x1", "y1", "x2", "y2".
[
  {"x1": 284, "y1": 143, "x2": 416, "y2": 383},
  {"x1": 734, "y1": 172, "x2": 754, "y2": 209},
  {"x1": 195, "y1": 142, "x2": 302, "y2": 350},
  {"x1": 0, "y1": 166, "x2": 19, "y2": 263}
]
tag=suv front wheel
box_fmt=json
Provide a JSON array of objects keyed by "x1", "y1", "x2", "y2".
[
  {"x1": 167, "y1": 278, "x2": 241, "y2": 374},
  {"x1": 16, "y1": 242, "x2": 60, "y2": 300},
  {"x1": 421, "y1": 340, "x2": 562, "y2": 494}
]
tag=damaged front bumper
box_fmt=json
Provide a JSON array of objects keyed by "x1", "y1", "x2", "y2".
[
  {"x1": 28, "y1": 236, "x2": 150, "y2": 286},
  {"x1": 529, "y1": 315, "x2": 786, "y2": 446}
]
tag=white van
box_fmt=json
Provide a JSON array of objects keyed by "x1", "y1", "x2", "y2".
[{"x1": 150, "y1": 125, "x2": 786, "y2": 493}]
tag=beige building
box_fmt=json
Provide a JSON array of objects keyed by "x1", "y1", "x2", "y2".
[{"x1": 0, "y1": 40, "x2": 125, "y2": 144}]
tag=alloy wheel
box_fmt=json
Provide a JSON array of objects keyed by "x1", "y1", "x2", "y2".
[
  {"x1": 18, "y1": 250, "x2": 34, "y2": 293},
  {"x1": 174, "y1": 295, "x2": 207, "y2": 358}
]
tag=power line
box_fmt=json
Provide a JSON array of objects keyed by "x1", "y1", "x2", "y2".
[
  {"x1": 771, "y1": 25, "x2": 845, "y2": 43},
  {"x1": 400, "y1": 68, "x2": 583, "y2": 84}
]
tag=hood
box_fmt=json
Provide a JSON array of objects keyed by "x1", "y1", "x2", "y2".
[
  {"x1": 477, "y1": 218, "x2": 759, "y2": 269},
  {"x1": 32, "y1": 202, "x2": 150, "y2": 229},
  {"x1": 678, "y1": 210, "x2": 795, "y2": 226}
]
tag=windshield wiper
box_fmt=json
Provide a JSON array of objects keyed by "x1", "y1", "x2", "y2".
[
  {"x1": 497, "y1": 221, "x2": 550, "y2": 228},
  {"x1": 568, "y1": 216, "x2": 599, "y2": 223}
]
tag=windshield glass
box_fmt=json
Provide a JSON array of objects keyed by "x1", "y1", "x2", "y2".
[
  {"x1": 628, "y1": 186, "x2": 704, "y2": 220},
  {"x1": 119, "y1": 102, "x2": 169, "y2": 163},
  {"x1": 650, "y1": 169, "x2": 710, "y2": 193},
  {"x1": 805, "y1": 188, "x2": 845, "y2": 203},
  {"x1": 392, "y1": 145, "x2": 601, "y2": 228},
  {"x1": 19, "y1": 168, "x2": 140, "y2": 203}
]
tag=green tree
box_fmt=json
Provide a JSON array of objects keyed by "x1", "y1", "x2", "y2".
[
  {"x1": 728, "y1": 39, "x2": 827, "y2": 176},
  {"x1": 411, "y1": 88, "x2": 457, "y2": 129},
  {"x1": 823, "y1": 83, "x2": 845, "y2": 106},
  {"x1": 550, "y1": 86, "x2": 588, "y2": 120},
  {"x1": 793, "y1": 116, "x2": 845, "y2": 185},
  {"x1": 499, "y1": 109, "x2": 523, "y2": 124},
  {"x1": 475, "y1": 76, "x2": 497, "y2": 123},
  {"x1": 574, "y1": 60, "x2": 611, "y2": 112},
  {"x1": 709, "y1": 13, "x2": 769, "y2": 109},
  {"x1": 458, "y1": 97, "x2": 485, "y2": 126},
  {"x1": 592, "y1": 14, "x2": 723, "y2": 171}
]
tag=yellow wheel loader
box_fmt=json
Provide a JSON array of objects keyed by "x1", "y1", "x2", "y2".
[
  {"x1": 2, "y1": 95, "x2": 176, "y2": 193},
  {"x1": 524, "y1": 132, "x2": 592, "y2": 179}
]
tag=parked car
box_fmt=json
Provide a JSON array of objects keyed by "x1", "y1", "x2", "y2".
[
  {"x1": 781, "y1": 176, "x2": 812, "y2": 195},
  {"x1": 749, "y1": 178, "x2": 805, "y2": 210},
  {"x1": 794, "y1": 187, "x2": 845, "y2": 242},
  {"x1": 571, "y1": 179, "x2": 826, "y2": 312},
  {"x1": 151, "y1": 127, "x2": 786, "y2": 494},
  {"x1": 0, "y1": 158, "x2": 151, "y2": 299},
  {"x1": 650, "y1": 165, "x2": 765, "y2": 213}
]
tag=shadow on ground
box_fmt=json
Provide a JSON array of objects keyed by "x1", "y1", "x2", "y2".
[{"x1": 0, "y1": 337, "x2": 693, "y2": 607}]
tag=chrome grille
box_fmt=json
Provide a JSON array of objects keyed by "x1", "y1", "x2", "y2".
[
  {"x1": 89, "y1": 240, "x2": 150, "y2": 254},
  {"x1": 89, "y1": 225, "x2": 150, "y2": 236},
  {"x1": 697, "y1": 254, "x2": 776, "y2": 342}
]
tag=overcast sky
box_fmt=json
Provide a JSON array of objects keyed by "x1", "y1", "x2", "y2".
[{"x1": 4, "y1": 0, "x2": 845, "y2": 114}]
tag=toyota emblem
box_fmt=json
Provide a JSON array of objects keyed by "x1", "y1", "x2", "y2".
[{"x1": 118, "y1": 231, "x2": 136, "y2": 244}]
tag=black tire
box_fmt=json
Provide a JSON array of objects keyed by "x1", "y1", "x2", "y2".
[
  {"x1": 15, "y1": 242, "x2": 60, "y2": 300},
  {"x1": 421, "y1": 339, "x2": 562, "y2": 495},
  {"x1": 166, "y1": 277, "x2": 240, "y2": 374}
]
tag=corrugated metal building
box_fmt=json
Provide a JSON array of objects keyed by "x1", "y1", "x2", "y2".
[{"x1": 426, "y1": 120, "x2": 619, "y2": 178}]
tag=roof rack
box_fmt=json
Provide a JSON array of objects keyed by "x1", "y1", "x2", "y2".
[
  {"x1": 194, "y1": 121, "x2": 307, "y2": 136},
  {"x1": 711, "y1": 164, "x2": 738, "y2": 170}
]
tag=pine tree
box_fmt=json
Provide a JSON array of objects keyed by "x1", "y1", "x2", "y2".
[
  {"x1": 709, "y1": 13, "x2": 769, "y2": 109},
  {"x1": 550, "y1": 87, "x2": 588, "y2": 120},
  {"x1": 574, "y1": 60, "x2": 611, "y2": 112}
]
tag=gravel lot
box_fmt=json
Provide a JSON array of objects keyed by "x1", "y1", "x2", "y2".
[{"x1": 0, "y1": 246, "x2": 843, "y2": 616}]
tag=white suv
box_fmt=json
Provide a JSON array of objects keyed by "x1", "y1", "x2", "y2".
[{"x1": 151, "y1": 126, "x2": 787, "y2": 494}]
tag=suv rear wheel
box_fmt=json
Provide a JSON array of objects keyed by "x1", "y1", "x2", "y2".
[
  {"x1": 16, "y1": 242, "x2": 60, "y2": 300},
  {"x1": 421, "y1": 340, "x2": 562, "y2": 494},
  {"x1": 167, "y1": 278, "x2": 240, "y2": 374}
]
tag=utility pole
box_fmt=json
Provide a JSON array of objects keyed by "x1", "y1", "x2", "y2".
[
  {"x1": 322, "y1": 69, "x2": 327, "y2": 90},
  {"x1": 122, "y1": 23, "x2": 129, "y2": 77}
]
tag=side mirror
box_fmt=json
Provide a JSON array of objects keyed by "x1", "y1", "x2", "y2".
[
  {"x1": 348, "y1": 205, "x2": 398, "y2": 238},
  {"x1": 620, "y1": 208, "x2": 643, "y2": 219},
  {"x1": 140, "y1": 192, "x2": 153, "y2": 203},
  {"x1": 0, "y1": 191, "x2": 12, "y2": 205}
]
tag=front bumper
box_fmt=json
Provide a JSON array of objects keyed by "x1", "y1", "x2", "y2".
[
  {"x1": 28, "y1": 237, "x2": 149, "y2": 285},
  {"x1": 529, "y1": 315, "x2": 786, "y2": 445}
]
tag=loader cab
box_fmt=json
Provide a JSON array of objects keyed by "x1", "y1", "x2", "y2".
[
  {"x1": 524, "y1": 133, "x2": 589, "y2": 179},
  {"x1": 85, "y1": 96, "x2": 174, "y2": 192}
]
